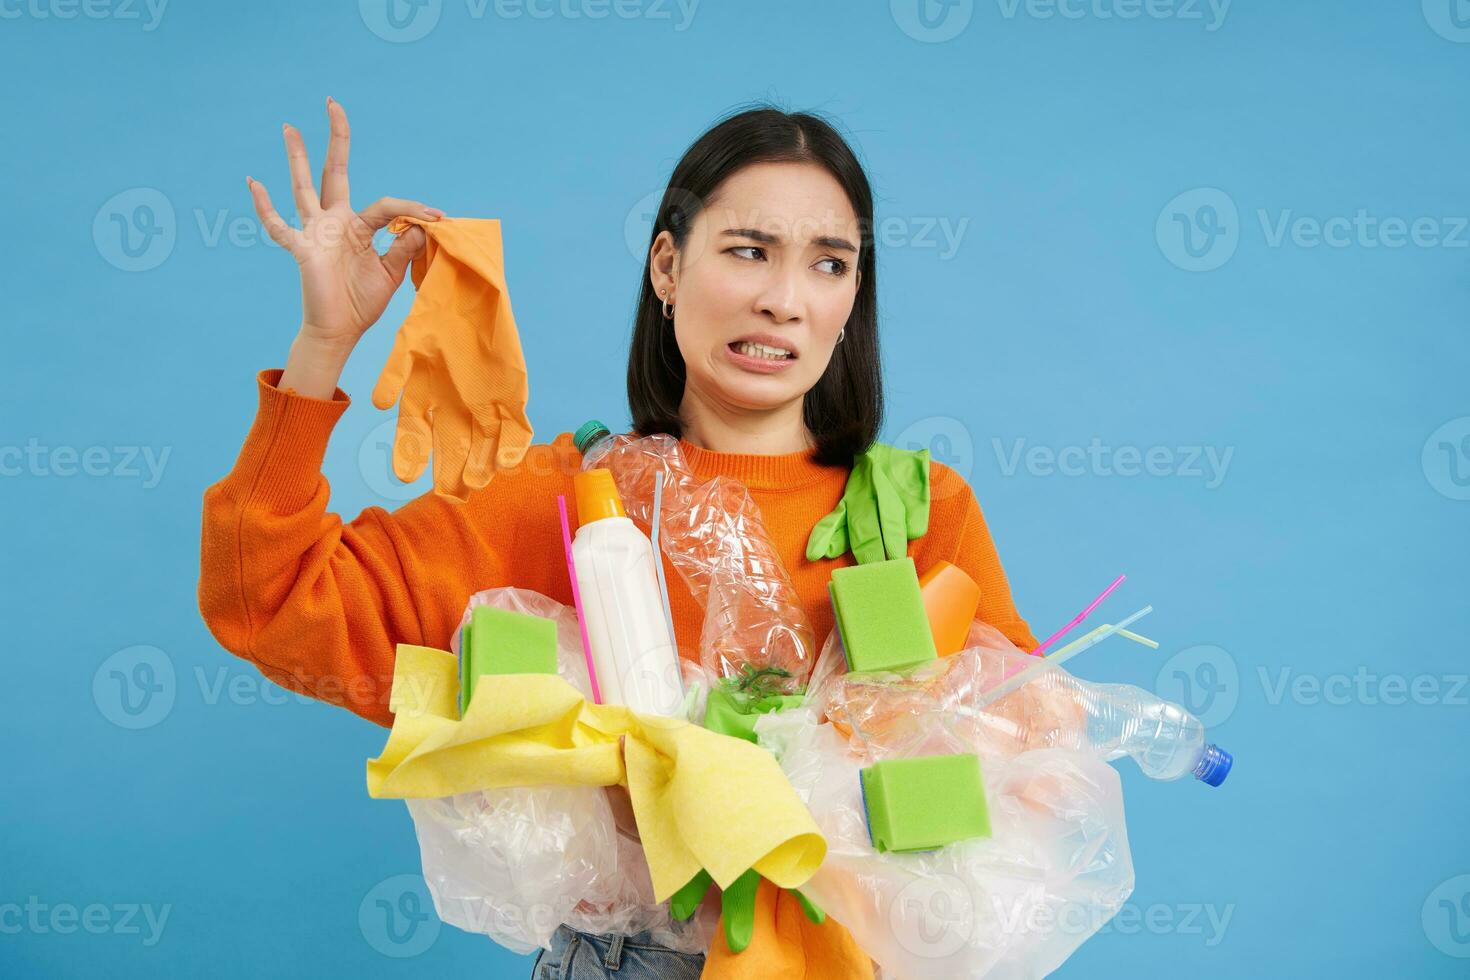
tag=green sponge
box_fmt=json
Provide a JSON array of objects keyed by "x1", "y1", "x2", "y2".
[
  {"x1": 828, "y1": 556, "x2": 937, "y2": 674},
  {"x1": 860, "y1": 753, "x2": 991, "y2": 853},
  {"x1": 458, "y1": 606, "x2": 558, "y2": 717}
]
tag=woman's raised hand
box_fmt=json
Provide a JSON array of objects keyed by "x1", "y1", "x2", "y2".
[{"x1": 247, "y1": 97, "x2": 443, "y2": 354}]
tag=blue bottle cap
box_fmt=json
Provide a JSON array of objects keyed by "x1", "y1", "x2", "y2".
[
  {"x1": 1193, "y1": 743, "x2": 1232, "y2": 787},
  {"x1": 574, "y1": 420, "x2": 611, "y2": 455}
]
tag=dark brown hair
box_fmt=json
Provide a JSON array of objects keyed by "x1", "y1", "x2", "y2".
[{"x1": 626, "y1": 102, "x2": 882, "y2": 467}]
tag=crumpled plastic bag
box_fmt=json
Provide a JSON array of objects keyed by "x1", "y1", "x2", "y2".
[
  {"x1": 406, "y1": 785, "x2": 710, "y2": 955},
  {"x1": 754, "y1": 622, "x2": 1136, "y2": 978}
]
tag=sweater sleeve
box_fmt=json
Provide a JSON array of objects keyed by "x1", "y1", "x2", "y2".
[
  {"x1": 197, "y1": 369, "x2": 503, "y2": 728},
  {"x1": 931, "y1": 464, "x2": 1040, "y2": 654}
]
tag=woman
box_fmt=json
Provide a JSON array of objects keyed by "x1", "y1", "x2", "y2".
[{"x1": 199, "y1": 99, "x2": 1039, "y2": 978}]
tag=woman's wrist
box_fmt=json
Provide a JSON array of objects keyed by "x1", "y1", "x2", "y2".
[{"x1": 280, "y1": 330, "x2": 355, "y2": 399}]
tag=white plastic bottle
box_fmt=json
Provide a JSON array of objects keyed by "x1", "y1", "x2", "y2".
[{"x1": 571, "y1": 467, "x2": 684, "y2": 716}]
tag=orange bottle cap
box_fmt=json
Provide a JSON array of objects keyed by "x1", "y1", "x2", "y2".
[{"x1": 573, "y1": 468, "x2": 627, "y2": 525}]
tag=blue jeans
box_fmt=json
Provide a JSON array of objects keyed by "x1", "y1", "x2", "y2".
[{"x1": 531, "y1": 925, "x2": 704, "y2": 980}]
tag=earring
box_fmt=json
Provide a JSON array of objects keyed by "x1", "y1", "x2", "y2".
[
  {"x1": 660, "y1": 288, "x2": 674, "y2": 320},
  {"x1": 837, "y1": 327, "x2": 846, "y2": 343}
]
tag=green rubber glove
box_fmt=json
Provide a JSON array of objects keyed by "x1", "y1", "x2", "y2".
[
  {"x1": 702, "y1": 686, "x2": 805, "y2": 744},
  {"x1": 669, "y1": 868, "x2": 714, "y2": 921},
  {"x1": 720, "y1": 868, "x2": 763, "y2": 952},
  {"x1": 669, "y1": 867, "x2": 824, "y2": 953},
  {"x1": 806, "y1": 442, "x2": 931, "y2": 565},
  {"x1": 665, "y1": 682, "x2": 822, "y2": 952}
]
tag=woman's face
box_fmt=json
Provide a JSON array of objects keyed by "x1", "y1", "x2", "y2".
[{"x1": 650, "y1": 161, "x2": 863, "y2": 419}]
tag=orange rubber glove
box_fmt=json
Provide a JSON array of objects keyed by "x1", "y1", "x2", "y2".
[
  {"x1": 700, "y1": 878, "x2": 874, "y2": 980},
  {"x1": 371, "y1": 216, "x2": 534, "y2": 501}
]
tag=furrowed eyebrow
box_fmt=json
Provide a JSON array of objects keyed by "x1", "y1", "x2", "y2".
[{"x1": 721, "y1": 227, "x2": 858, "y2": 253}]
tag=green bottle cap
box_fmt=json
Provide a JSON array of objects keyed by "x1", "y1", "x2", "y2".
[{"x1": 574, "y1": 420, "x2": 612, "y2": 455}]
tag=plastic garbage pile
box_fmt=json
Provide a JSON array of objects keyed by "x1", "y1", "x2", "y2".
[{"x1": 374, "y1": 425, "x2": 1231, "y2": 977}]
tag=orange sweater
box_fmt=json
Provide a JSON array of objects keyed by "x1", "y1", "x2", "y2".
[{"x1": 198, "y1": 369, "x2": 1039, "y2": 728}]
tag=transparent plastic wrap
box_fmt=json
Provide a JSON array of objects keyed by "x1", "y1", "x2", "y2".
[
  {"x1": 408, "y1": 587, "x2": 715, "y2": 954},
  {"x1": 754, "y1": 705, "x2": 1134, "y2": 979},
  {"x1": 581, "y1": 430, "x2": 814, "y2": 690},
  {"x1": 406, "y1": 786, "x2": 711, "y2": 955},
  {"x1": 756, "y1": 620, "x2": 1229, "y2": 977}
]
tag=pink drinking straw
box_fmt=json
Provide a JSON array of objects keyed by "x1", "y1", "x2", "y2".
[
  {"x1": 1028, "y1": 573, "x2": 1126, "y2": 657},
  {"x1": 557, "y1": 495, "x2": 603, "y2": 704}
]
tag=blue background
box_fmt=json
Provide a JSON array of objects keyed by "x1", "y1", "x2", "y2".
[{"x1": 4, "y1": 0, "x2": 1468, "y2": 976}]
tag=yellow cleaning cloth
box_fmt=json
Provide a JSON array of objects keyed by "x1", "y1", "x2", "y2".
[
  {"x1": 371, "y1": 216, "x2": 534, "y2": 501},
  {"x1": 365, "y1": 645, "x2": 827, "y2": 902}
]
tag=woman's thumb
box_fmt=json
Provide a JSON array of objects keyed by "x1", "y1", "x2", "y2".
[{"x1": 382, "y1": 224, "x2": 426, "y2": 283}]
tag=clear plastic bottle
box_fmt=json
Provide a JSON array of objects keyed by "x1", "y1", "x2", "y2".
[
  {"x1": 963, "y1": 666, "x2": 1233, "y2": 786},
  {"x1": 1073, "y1": 677, "x2": 1233, "y2": 784},
  {"x1": 573, "y1": 421, "x2": 815, "y2": 690}
]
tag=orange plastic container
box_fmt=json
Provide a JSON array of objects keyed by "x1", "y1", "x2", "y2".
[{"x1": 919, "y1": 561, "x2": 981, "y2": 656}]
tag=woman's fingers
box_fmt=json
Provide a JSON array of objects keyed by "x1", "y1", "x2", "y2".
[
  {"x1": 245, "y1": 176, "x2": 300, "y2": 254},
  {"x1": 319, "y1": 96, "x2": 351, "y2": 210},
  {"x1": 281, "y1": 122, "x2": 321, "y2": 220},
  {"x1": 380, "y1": 223, "x2": 425, "y2": 283},
  {"x1": 358, "y1": 196, "x2": 445, "y2": 232}
]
